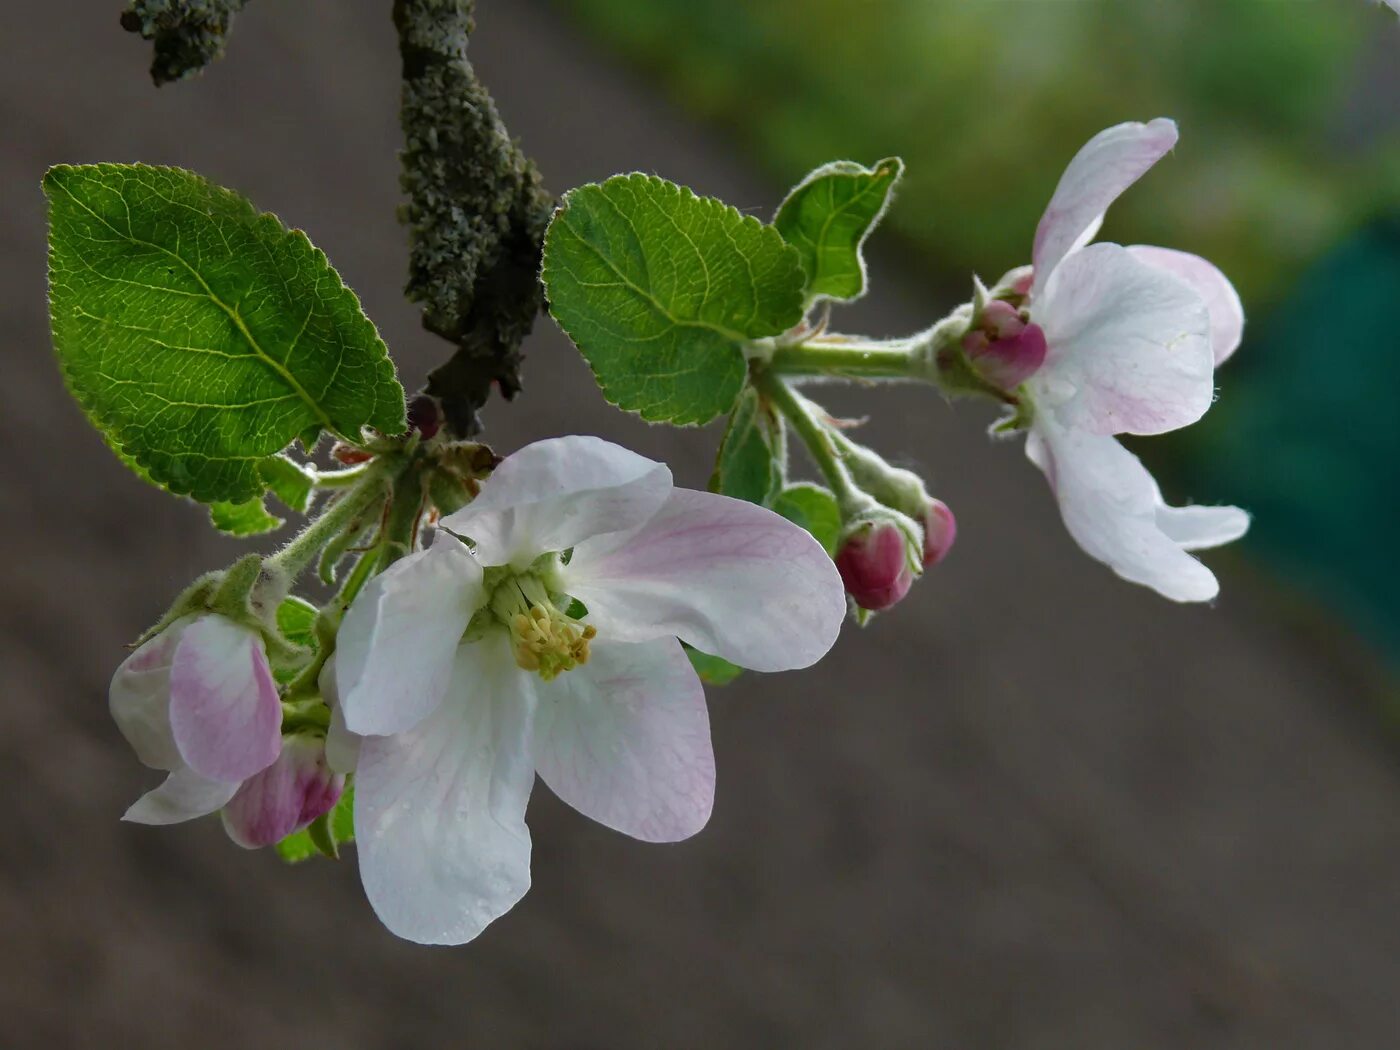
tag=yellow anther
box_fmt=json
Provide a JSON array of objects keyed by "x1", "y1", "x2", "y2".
[{"x1": 492, "y1": 576, "x2": 596, "y2": 681}]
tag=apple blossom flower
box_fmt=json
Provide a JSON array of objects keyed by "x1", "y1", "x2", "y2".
[
  {"x1": 109, "y1": 613, "x2": 341, "y2": 844},
  {"x1": 333, "y1": 435, "x2": 846, "y2": 945},
  {"x1": 984, "y1": 119, "x2": 1249, "y2": 601}
]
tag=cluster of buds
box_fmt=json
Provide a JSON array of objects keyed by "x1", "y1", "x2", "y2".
[{"x1": 827, "y1": 429, "x2": 957, "y2": 615}]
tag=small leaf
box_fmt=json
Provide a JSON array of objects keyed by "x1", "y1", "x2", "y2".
[
  {"x1": 710, "y1": 387, "x2": 785, "y2": 505},
  {"x1": 543, "y1": 173, "x2": 805, "y2": 425},
  {"x1": 45, "y1": 163, "x2": 406, "y2": 505},
  {"x1": 276, "y1": 596, "x2": 319, "y2": 650},
  {"x1": 685, "y1": 646, "x2": 744, "y2": 686},
  {"x1": 209, "y1": 496, "x2": 283, "y2": 536},
  {"x1": 774, "y1": 158, "x2": 903, "y2": 305},
  {"x1": 260, "y1": 455, "x2": 315, "y2": 513},
  {"x1": 773, "y1": 483, "x2": 842, "y2": 556}
]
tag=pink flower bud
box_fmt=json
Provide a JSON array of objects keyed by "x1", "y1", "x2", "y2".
[
  {"x1": 836, "y1": 521, "x2": 915, "y2": 611},
  {"x1": 920, "y1": 499, "x2": 957, "y2": 567},
  {"x1": 221, "y1": 734, "x2": 345, "y2": 849},
  {"x1": 962, "y1": 297, "x2": 1047, "y2": 392}
]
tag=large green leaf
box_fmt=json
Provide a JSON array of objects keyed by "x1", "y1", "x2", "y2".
[
  {"x1": 542, "y1": 173, "x2": 805, "y2": 424},
  {"x1": 46, "y1": 163, "x2": 406, "y2": 504},
  {"x1": 710, "y1": 387, "x2": 785, "y2": 505},
  {"x1": 774, "y1": 158, "x2": 903, "y2": 305}
]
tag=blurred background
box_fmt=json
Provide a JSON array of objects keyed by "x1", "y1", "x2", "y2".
[{"x1": 2, "y1": 1, "x2": 1398, "y2": 1046}]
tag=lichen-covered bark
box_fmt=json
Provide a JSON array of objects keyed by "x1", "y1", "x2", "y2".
[
  {"x1": 395, "y1": 0, "x2": 554, "y2": 437},
  {"x1": 120, "y1": 0, "x2": 250, "y2": 84}
]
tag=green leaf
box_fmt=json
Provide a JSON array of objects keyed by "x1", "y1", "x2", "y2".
[
  {"x1": 276, "y1": 596, "x2": 319, "y2": 650},
  {"x1": 685, "y1": 646, "x2": 744, "y2": 686},
  {"x1": 773, "y1": 158, "x2": 903, "y2": 305},
  {"x1": 275, "y1": 786, "x2": 354, "y2": 863},
  {"x1": 45, "y1": 163, "x2": 406, "y2": 504},
  {"x1": 542, "y1": 173, "x2": 805, "y2": 424},
  {"x1": 209, "y1": 496, "x2": 283, "y2": 536},
  {"x1": 773, "y1": 483, "x2": 842, "y2": 556},
  {"x1": 710, "y1": 387, "x2": 785, "y2": 505},
  {"x1": 260, "y1": 455, "x2": 315, "y2": 513}
]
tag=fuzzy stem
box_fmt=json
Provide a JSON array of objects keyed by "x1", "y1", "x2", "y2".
[{"x1": 753, "y1": 370, "x2": 869, "y2": 517}]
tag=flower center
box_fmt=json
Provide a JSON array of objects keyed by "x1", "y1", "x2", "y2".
[{"x1": 488, "y1": 571, "x2": 595, "y2": 681}]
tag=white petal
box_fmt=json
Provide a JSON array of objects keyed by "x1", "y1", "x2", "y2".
[
  {"x1": 564, "y1": 488, "x2": 846, "y2": 672},
  {"x1": 533, "y1": 638, "x2": 713, "y2": 843},
  {"x1": 336, "y1": 531, "x2": 483, "y2": 737},
  {"x1": 168, "y1": 615, "x2": 281, "y2": 783},
  {"x1": 354, "y1": 631, "x2": 537, "y2": 946},
  {"x1": 1034, "y1": 242, "x2": 1215, "y2": 437},
  {"x1": 1032, "y1": 118, "x2": 1178, "y2": 299},
  {"x1": 123, "y1": 767, "x2": 239, "y2": 826},
  {"x1": 1026, "y1": 418, "x2": 1234, "y2": 602},
  {"x1": 108, "y1": 617, "x2": 192, "y2": 771},
  {"x1": 1127, "y1": 245, "x2": 1245, "y2": 365},
  {"x1": 440, "y1": 435, "x2": 672, "y2": 568},
  {"x1": 318, "y1": 656, "x2": 361, "y2": 774},
  {"x1": 1154, "y1": 502, "x2": 1250, "y2": 551}
]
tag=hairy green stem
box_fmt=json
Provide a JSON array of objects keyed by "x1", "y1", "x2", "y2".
[
  {"x1": 266, "y1": 468, "x2": 393, "y2": 581},
  {"x1": 753, "y1": 370, "x2": 868, "y2": 516}
]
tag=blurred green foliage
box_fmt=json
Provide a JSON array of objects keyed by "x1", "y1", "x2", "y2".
[{"x1": 559, "y1": 0, "x2": 1399, "y2": 306}]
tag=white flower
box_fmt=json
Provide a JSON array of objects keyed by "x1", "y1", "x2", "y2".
[
  {"x1": 333, "y1": 435, "x2": 846, "y2": 945},
  {"x1": 1019, "y1": 118, "x2": 1249, "y2": 601},
  {"x1": 109, "y1": 613, "x2": 342, "y2": 846}
]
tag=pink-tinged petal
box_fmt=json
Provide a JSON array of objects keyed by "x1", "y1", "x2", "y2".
[
  {"x1": 109, "y1": 617, "x2": 192, "y2": 771},
  {"x1": 440, "y1": 435, "x2": 672, "y2": 568},
  {"x1": 336, "y1": 531, "x2": 482, "y2": 737},
  {"x1": 565, "y1": 489, "x2": 846, "y2": 672},
  {"x1": 222, "y1": 734, "x2": 344, "y2": 849},
  {"x1": 123, "y1": 767, "x2": 240, "y2": 826},
  {"x1": 1032, "y1": 118, "x2": 1179, "y2": 299},
  {"x1": 1026, "y1": 418, "x2": 1233, "y2": 602},
  {"x1": 965, "y1": 323, "x2": 1048, "y2": 391},
  {"x1": 533, "y1": 637, "x2": 713, "y2": 843},
  {"x1": 1034, "y1": 242, "x2": 1214, "y2": 436},
  {"x1": 355, "y1": 631, "x2": 537, "y2": 945},
  {"x1": 168, "y1": 615, "x2": 281, "y2": 783},
  {"x1": 1127, "y1": 245, "x2": 1245, "y2": 365}
]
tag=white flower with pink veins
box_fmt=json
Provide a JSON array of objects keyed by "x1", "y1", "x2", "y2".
[
  {"x1": 1007, "y1": 119, "x2": 1250, "y2": 602},
  {"x1": 330, "y1": 435, "x2": 846, "y2": 945}
]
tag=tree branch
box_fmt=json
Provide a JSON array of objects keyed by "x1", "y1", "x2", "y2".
[
  {"x1": 394, "y1": 0, "x2": 554, "y2": 437},
  {"x1": 120, "y1": 0, "x2": 250, "y2": 84}
]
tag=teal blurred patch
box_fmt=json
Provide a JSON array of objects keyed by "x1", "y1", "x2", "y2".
[{"x1": 1189, "y1": 219, "x2": 1400, "y2": 660}]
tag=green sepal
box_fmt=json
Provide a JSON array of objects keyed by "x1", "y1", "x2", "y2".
[
  {"x1": 542, "y1": 172, "x2": 805, "y2": 425},
  {"x1": 275, "y1": 596, "x2": 319, "y2": 650},
  {"x1": 685, "y1": 645, "x2": 744, "y2": 686},
  {"x1": 773, "y1": 483, "x2": 843, "y2": 556},
  {"x1": 45, "y1": 163, "x2": 406, "y2": 505},
  {"x1": 774, "y1": 158, "x2": 903, "y2": 306},
  {"x1": 710, "y1": 386, "x2": 786, "y2": 505}
]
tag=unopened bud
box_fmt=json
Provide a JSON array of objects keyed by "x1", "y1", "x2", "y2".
[
  {"x1": 221, "y1": 733, "x2": 345, "y2": 849},
  {"x1": 920, "y1": 499, "x2": 957, "y2": 567},
  {"x1": 963, "y1": 300, "x2": 1046, "y2": 391},
  {"x1": 836, "y1": 520, "x2": 916, "y2": 611}
]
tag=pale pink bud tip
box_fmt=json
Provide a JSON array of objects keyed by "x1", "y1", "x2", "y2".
[
  {"x1": 836, "y1": 522, "x2": 914, "y2": 612},
  {"x1": 921, "y1": 500, "x2": 957, "y2": 567}
]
